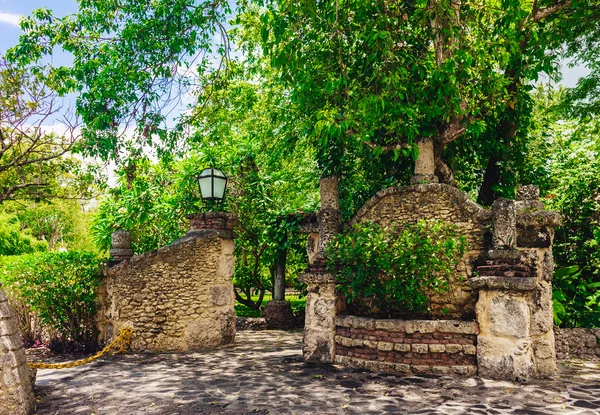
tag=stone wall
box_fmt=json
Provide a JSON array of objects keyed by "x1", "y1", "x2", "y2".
[
  {"x1": 334, "y1": 315, "x2": 478, "y2": 376},
  {"x1": 97, "y1": 213, "x2": 237, "y2": 353},
  {"x1": 0, "y1": 285, "x2": 35, "y2": 415},
  {"x1": 347, "y1": 184, "x2": 492, "y2": 318},
  {"x1": 555, "y1": 328, "x2": 600, "y2": 360}
]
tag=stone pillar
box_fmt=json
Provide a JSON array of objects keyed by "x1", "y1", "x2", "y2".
[
  {"x1": 317, "y1": 176, "x2": 341, "y2": 258},
  {"x1": 410, "y1": 139, "x2": 439, "y2": 185},
  {"x1": 299, "y1": 271, "x2": 339, "y2": 362},
  {"x1": 109, "y1": 230, "x2": 133, "y2": 263},
  {"x1": 186, "y1": 212, "x2": 237, "y2": 239},
  {"x1": 473, "y1": 186, "x2": 561, "y2": 381},
  {"x1": 0, "y1": 285, "x2": 35, "y2": 415},
  {"x1": 298, "y1": 176, "x2": 343, "y2": 362},
  {"x1": 491, "y1": 198, "x2": 517, "y2": 250}
]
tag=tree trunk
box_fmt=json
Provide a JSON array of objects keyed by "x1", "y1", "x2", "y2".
[{"x1": 273, "y1": 238, "x2": 287, "y2": 302}]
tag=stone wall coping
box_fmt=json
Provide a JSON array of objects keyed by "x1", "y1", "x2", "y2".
[
  {"x1": 516, "y1": 209, "x2": 562, "y2": 228},
  {"x1": 335, "y1": 315, "x2": 479, "y2": 334},
  {"x1": 469, "y1": 275, "x2": 537, "y2": 291},
  {"x1": 347, "y1": 184, "x2": 492, "y2": 228},
  {"x1": 298, "y1": 271, "x2": 336, "y2": 285},
  {"x1": 105, "y1": 230, "x2": 218, "y2": 272}
]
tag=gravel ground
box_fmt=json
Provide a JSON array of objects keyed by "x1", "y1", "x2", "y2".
[{"x1": 29, "y1": 330, "x2": 600, "y2": 415}]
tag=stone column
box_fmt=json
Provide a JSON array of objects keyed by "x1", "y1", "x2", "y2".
[
  {"x1": 109, "y1": 230, "x2": 133, "y2": 264},
  {"x1": 410, "y1": 139, "x2": 439, "y2": 185},
  {"x1": 473, "y1": 186, "x2": 560, "y2": 381},
  {"x1": 0, "y1": 285, "x2": 35, "y2": 415},
  {"x1": 317, "y1": 176, "x2": 341, "y2": 258},
  {"x1": 186, "y1": 212, "x2": 237, "y2": 239},
  {"x1": 299, "y1": 176, "x2": 342, "y2": 362},
  {"x1": 299, "y1": 271, "x2": 339, "y2": 362}
]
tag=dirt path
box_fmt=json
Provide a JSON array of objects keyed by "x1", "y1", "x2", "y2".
[{"x1": 32, "y1": 330, "x2": 600, "y2": 414}]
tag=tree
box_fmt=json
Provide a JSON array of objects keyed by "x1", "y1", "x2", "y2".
[
  {"x1": 258, "y1": 0, "x2": 508, "y2": 188},
  {"x1": 7, "y1": 1, "x2": 233, "y2": 162},
  {"x1": 0, "y1": 60, "x2": 85, "y2": 203}
]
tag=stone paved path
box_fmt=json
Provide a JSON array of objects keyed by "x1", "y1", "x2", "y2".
[{"x1": 32, "y1": 330, "x2": 600, "y2": 414}]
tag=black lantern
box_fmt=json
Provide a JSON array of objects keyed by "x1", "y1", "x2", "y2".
[{"x1": 197, "y1": 167, "x2": 228, "y2": 202}]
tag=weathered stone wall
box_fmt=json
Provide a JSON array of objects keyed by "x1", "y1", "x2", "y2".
[
  {"x1": 347, "y1": 184, "x2": 492, "y2": 318},
  {"x1": 334, "y1": 315, "x2": 478, "y2": 376},
  {"x1": 97, "y1": 225, "x2": 236, "y2": 353},
  {"x1": 555, "y1": 328, "x2": 600, "y2": 360},
  {"x1": 0, "y1": 285, "x2": 35, "y2": 415}
]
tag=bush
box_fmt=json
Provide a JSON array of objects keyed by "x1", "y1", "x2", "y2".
[
  {"x1": 327, "y1": 220, "x2": 467, "y2": 317},
  {"x1": 0, "y1": 251, "x2": 104, "y2": 351},
  {"x1": 553, "y1": 265, "x2": 600, "y2": 328}
]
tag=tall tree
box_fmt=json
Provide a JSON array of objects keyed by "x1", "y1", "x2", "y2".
[
  {"x1": 8, "y1": 0, "x2": 232, "y2": 162},
  {"x1": 0, "y1": 60, "x2": 87, "y2": 203}
]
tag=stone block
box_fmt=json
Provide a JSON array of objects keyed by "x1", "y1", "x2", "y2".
[
  {"x1": 477, "y1": 336, "x2": 533, "y2": 382},
  {"x1": 530, "y1": 282, "x2": 553, "y2": 336},
  {"x1": 470, "y1": 276, "x2": 537, "y2": 292},
  {"x1": 445, "y1": 344, "x2": 463, "y2": 354},
  {"x1": 412, "y1": 344, "x2": 428, "y2": 354},
  {"x1": 412, "y1": 365, "x2": 432, "y2": 374},
  {"x1": 488, "y1": 296, "x2": 530, "y2": 338},
  {"x1": 463, "y1": 345, "x2": 476, "y2": 355},
  {"x1": 435, "y1": 320, "x2": 479, "y2": 334},
  {"x1": 517, "y1": 227, "x2": 552, "y2": 248},
  {"x1": 377, "y1": 342, "x2": 394, "y2": 351},
  {"x1": 394, "y1": 363, "x2": 411, "y2": 374},
  {"x1": 375, "y1": 319, "x2": 406, "y2": 332},
  {"x1": 406, "y1": 320, "x2": 437, "y2": 334},
  {"x1": 429, "y1": 344, "x2": 446, "y2": 353},
  {"x1": 394, "y1": 343, "x2": 411, "y2": 352}
]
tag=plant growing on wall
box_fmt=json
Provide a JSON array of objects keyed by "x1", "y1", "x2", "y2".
[{"x1": 327, "y1": 220, "x2": 467, "y2": 317}]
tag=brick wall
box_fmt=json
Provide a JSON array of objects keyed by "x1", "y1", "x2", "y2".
[{"x1": 334, "y1": 315, "x2": 478, "y2": 376}]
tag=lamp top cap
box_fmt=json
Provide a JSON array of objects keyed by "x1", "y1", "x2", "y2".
[{"x1": 199, "y1": 167, "x2": 226, "y2": 178}]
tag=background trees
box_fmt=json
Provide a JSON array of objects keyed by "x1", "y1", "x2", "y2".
[{"x1": 1, "y1": 0, "x2": 598, "y2": 327}]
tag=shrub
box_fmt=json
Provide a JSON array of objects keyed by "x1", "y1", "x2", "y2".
[
  {"x1": 327, "y1": 220, "x2": 467, "y2": 317},
  {"x1": 0, "y1": 251, "x2": 104, "y2": 351},
  {"x1": 553, "y1": 265, "x2": 600, "y2": 328}
]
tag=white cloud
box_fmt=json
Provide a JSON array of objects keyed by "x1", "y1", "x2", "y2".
[{"x1": 0, "y1": 11, "x2": 21, "y2": 27}]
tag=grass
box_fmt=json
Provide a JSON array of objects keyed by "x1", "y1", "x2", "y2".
[{"x1": 235, "y1": 293, "x2": 306, "y2": 318}]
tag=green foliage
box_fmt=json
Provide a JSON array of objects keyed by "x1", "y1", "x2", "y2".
[
  {"x1": 0, "y1": 251, "x2": 103, "y2": 350},
  {"x1": 523, "y1": 87, "x2": 600, "y2": 327},
  {"x1": 91, "y1": 158, "x2": 196, "y2": 254},
  {"x1": 327, "y1": 220, "x2": 467, "y2": 317},
  {"x1": 553, "y1": 266, "x2": 600, "y2": 328},
  {"x1": 3, "y1": 200, "x2": 96, "y2": 252},
  {"x1": 7, "y1": 1, "x2": 232, "y2": 161},
  {"x1": 0, "y1": 213, "x2": 47, "y2": 256}
]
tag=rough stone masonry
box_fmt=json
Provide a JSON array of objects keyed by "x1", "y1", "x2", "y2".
[
  {"x1": 97, "y1": 212, "x2": 237, "y2": 352},
  {"x1": 0, "y1": 285, "x2": 35, "y2": 415}
]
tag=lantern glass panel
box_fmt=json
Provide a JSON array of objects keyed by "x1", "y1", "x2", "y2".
[
  {"x1": 198, "y1": 168, "x2": 214, "y2": 199},
  {"x1": 212, "y1": 176, "x2": 227, "y2": 199}
]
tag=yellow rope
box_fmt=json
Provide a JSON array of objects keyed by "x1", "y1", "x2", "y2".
[{"x1": 28, "y1": 327, "x2": 133, "y2": 370}]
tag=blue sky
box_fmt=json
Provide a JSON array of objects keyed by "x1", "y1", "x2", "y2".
[{"x1": 0, "y1": 0, "x2": 591, "y2": 87}]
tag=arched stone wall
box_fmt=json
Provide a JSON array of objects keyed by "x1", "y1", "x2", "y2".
[
  {"x1": 347, "y1": 183, "x2": 492, "y2": 318},
  {"x1": 0, "y1": 285, "x2": 35, "y2": 415}
]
